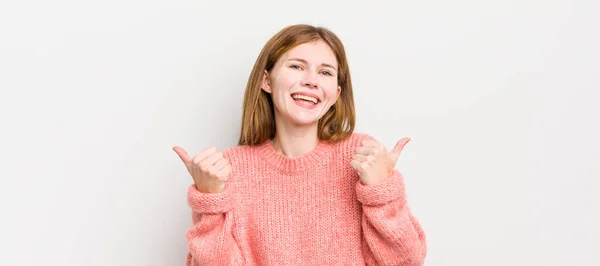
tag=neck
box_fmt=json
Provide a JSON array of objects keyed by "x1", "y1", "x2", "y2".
[{"x1": 271, "y1": 116, "x2": 319, "y2": 158}]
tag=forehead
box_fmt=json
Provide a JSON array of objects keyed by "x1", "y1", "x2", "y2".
[{"x1": 282, "y1": 41, "x2": 338, "y2": 67}]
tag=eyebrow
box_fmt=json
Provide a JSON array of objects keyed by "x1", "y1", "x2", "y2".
[{"x1": 287, "y1": 58, "x2": 337, "y2": 71}]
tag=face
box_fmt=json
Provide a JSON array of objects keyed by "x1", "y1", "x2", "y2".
[{"x1": 261, "y1": 40, "x2": 341, "y2": 127}]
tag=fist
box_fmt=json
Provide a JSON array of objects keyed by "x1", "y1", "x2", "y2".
[
  {"x1": 351, "y1": 137, "x2": 410, "y2": 186},
  {"x1": 172, "y1": 146, "x2": 231, "y2": 194}
]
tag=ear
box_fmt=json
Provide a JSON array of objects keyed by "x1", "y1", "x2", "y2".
[
  {"x1": 335, "y1": 85, "x2": 341, "y2": 101},
  {"x1": 261, "y1": 70, "x2": 272, "y2": 93}
]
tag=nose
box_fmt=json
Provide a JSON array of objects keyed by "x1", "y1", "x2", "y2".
[{"x1": 302, "y1": 71, "x2": 319, "y2": 89}]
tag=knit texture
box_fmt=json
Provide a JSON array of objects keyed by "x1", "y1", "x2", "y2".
[{"x1": 185, "y1": 133, "x2": 427, "y2": 265}]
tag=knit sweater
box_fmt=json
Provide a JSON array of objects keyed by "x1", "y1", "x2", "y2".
[{"x1": 185, "y1": 133, "x2": 427, "y2": 266}]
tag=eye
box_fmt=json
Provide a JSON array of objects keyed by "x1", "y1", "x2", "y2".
[
  {"x1": 320, "y1": 70, "x2": 333, "y2": 76},
  {"x1": 290, "y1": 64, "x2": 302, "y2": 70}
]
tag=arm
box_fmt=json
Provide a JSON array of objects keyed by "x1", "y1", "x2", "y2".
[
  {"x1": 185, "y1": 184, "x2": 243, "y2": 266},
  {"x1": 356, "y1": 171, "x2": 427, "y2": 266}
]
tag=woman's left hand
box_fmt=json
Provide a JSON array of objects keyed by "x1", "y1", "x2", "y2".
[{"x1": 351, "y1": 137, "x2": 410, "y2": 186}]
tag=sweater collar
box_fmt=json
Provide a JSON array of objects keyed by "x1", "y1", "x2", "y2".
[{"x1": 254, "y1": 139, "x2": 334, "y2": 174}]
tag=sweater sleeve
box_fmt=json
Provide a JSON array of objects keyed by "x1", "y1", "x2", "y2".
[
  {"x1": 355, "y1": 170, "x2": 427, "y2": 266},
  {"x1": 185, "y1": 183, "x2": 243, "y2": 266}
]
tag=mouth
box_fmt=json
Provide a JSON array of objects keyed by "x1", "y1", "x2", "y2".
[{"x1": 290, "y1": 92, "x2": 320, "y2": 105}]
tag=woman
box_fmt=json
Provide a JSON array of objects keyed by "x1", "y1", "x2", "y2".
[{"x1": 173, "y1": 24, "x2": 427, "y2": 265}]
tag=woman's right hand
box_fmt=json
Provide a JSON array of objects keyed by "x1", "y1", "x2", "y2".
[{"x1": 172, "y1": 146, "x2": 231, "y2": 194}]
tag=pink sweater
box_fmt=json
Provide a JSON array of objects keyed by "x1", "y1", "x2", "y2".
[{"x1": 185, "y1": 133, "x2": 427, "y2": 265}]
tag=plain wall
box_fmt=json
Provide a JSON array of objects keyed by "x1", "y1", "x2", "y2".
[{"x1": 1, "y1": 0, "x2": 598, "y2": 265}]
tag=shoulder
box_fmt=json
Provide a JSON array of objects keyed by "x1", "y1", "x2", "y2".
[
  {"x1": 221, "y1": 141, "x2": 275, "y2": 167},
  {"x1": 339, "y1": 132, "x2": 375, "y2": 148},
  {"x1": 222, "y1": 144, "x2": 258, "y2": 162},
  {"x1": 328, "y1": 132, "x2": 375, "y2": 157},
  {"x1": 219, "y1": 144, "x2": 266, "y2": 182}
]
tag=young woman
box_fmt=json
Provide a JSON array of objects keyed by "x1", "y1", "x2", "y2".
[{"x1": 173, "y1": 24, "x2": 427, "y2": 266}]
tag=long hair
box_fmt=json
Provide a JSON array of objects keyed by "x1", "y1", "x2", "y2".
[{"x1": 238, "y1": 24, "x2": 355, "y2": 146}]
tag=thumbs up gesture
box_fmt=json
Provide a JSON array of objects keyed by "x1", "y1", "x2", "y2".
[
  {"x1": 172, "y1": 146, "x2": 231, "y2": 194},
  {"x1": 351, "y1": 137, "x2": 410, "y2": 186}
]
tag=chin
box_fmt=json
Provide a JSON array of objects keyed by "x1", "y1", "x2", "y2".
[
  {"x1": 288, "y1": 116, "x2": 320, "y2": 126},
  {"x1": 285, "y1": 111, "x2": 325, "y2": 127},
  {"x1": 275, "y1": 96, "x2": 333, "y2": 127}
]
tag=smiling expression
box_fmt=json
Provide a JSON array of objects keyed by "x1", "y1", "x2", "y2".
[{"x1": 261, "y1": 40, "x2": 342, "y2": 127}]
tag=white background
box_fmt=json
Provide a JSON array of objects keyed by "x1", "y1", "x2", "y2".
[{"x1": 1, "y1": 0, "x2": 598, "y2": 265}]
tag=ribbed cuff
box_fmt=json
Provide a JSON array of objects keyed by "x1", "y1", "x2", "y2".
[
  {"x1": 187, "y1": 183, "x2": 232, "y2": 214},
  {"x1": 356, "y1": 170, "x2": 406, "y2": 206}
]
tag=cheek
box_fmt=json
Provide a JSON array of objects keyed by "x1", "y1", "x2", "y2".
[
  {"x1": 273, "y1": 70, "x2": 300, "y2": 91},
  {"x1": 322, "y1": 80, "x2": 340, "y2": 101}
]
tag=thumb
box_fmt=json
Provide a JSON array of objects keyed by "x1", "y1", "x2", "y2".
[
  {"x1": 390, "y1": 137, "x2": 411, "y2": 162},
  {"x1": 172, "y1": 146, "x2": 192, "y2": 167}
]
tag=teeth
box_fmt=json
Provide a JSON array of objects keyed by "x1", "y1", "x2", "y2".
[{"x1": 291, "y1": 94, "x2": 318, "y2": 104}]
